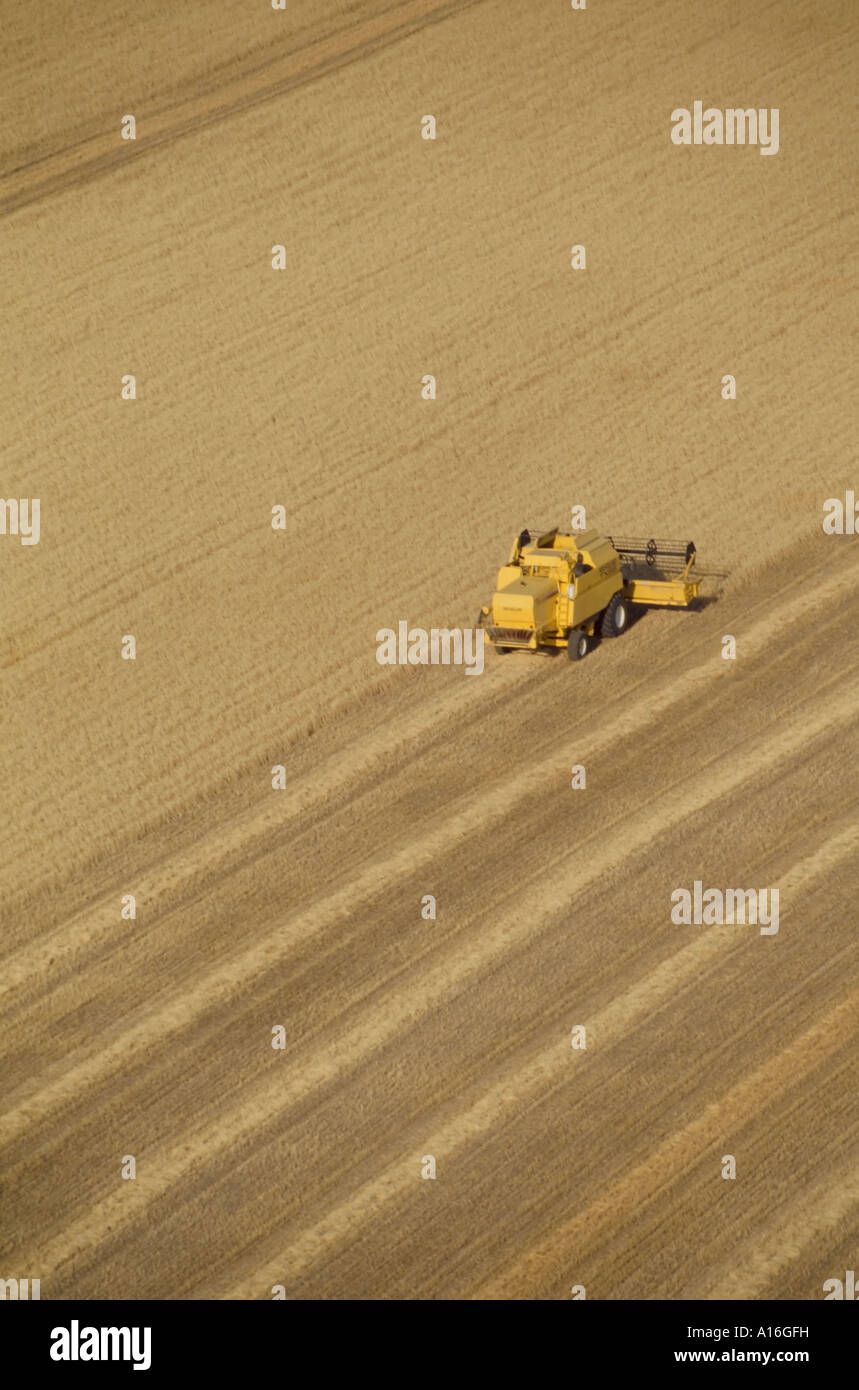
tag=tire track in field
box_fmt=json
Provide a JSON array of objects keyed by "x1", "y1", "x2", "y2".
[
  {"x1": 17, "y1": 675, "x2": 858, "y2": 1281},
  {"x1": 229, "y1": 822, "x2": 859, "y2": 1299},
  {"x1": 0, "y1": 653, "x2": 539, "y2": 993},
  {"x1": 699, "y1": 1161, "x2": 859, "y2": 1300},
  {"x1": 474, "y1": 987, "x2": 859, "y2": 1299},
  {"x1": 0, "y1": 547, "x2": 847, "y2": 989},
  {"x1": 0, "y1": 0, "x2": 483, "y2": 217},
  {"x1": 0, "y1": 534, "x2": 831, "y2": 968},
  {"x1": 0, "y1": 551, "x2": 849, "y2": 1147},
  {"x1": 0, "y1": 558, "x2": 854, "y2": 1141}
]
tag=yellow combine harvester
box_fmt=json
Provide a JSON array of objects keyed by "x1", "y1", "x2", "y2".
[{"x1": 478, "y1": 526, "x2": 700, "y2": 660}]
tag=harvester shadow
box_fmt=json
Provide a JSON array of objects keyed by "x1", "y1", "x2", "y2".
[{"x1": 622, "y1": 593, "x2": 721, "y2": 626}]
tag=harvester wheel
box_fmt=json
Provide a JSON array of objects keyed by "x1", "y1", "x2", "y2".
[
  {"x1": 495, "y1": 644, "x2": 512, "y2": 655},
  {"x1": 567, "y1": 630, "x2": 588, "y2": 661},
  {"x1": 601, "y1": 592, "x2": 629, "y2": 638}
]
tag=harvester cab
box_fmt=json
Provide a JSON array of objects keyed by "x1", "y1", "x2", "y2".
[{"x1": 478, "y1": 526, "x2": 700, "y2": 661}]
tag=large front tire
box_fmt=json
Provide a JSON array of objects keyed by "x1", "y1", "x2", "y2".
[
  {"x1": 567, "y1": 630, "x2": 588, "y2": 661},
  {"x1": 601, "y1": 592, "x2": 629, "y2": 638}
]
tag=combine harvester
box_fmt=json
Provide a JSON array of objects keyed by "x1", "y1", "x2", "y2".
[{"x1": 478, "y1": 526, "x2": 701, "y2": 660}]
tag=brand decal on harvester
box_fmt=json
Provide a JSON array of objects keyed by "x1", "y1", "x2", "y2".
[{"x1": 50, "y1": 1320, "x2": 151, "y2": 1371}]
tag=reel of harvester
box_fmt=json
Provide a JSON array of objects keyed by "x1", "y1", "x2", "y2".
[
  {"x1": 609, "y1": 537, "x2": 700, "y2": 608},
  {"x1": 608, "y1": 537, "x2": 696, "y2": 577}
]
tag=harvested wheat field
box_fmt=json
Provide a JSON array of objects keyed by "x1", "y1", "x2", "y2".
[{"x1": 1, "y1": 0, "x2": 857, "y2": 1302}]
